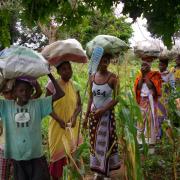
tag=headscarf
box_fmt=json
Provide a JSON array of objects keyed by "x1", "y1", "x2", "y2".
[{"x1": 16, "y1": 76, "x2": 37, "y2": 87}]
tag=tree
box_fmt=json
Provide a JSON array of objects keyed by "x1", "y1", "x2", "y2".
[
  {"x1": 0, "y1": 0, "x2": 180, "y2": 48},
  {"x1": 58, "y1": 11, "x2": 133, "y2": 48},
  {"x1": 122, "y1": 0, "x2": 180, "y2": 48},
  {"x1": 0, "y1": 11, "x2": 48, "y2": 50},
  {"x1": 0, "y1": 4, "x2": 132, "y2": 50},
  {"x1": 0, "y1": 9, "x2": 11, "y2": 49}
]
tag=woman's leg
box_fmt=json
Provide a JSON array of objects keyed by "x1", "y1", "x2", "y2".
[{"x1": 49, "y1": 158, "x2": 67, "y2": 180}]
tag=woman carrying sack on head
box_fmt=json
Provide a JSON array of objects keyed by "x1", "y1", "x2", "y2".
[
  {"x1": 46, "y1": 61, "x2": 83, "y2": 180},
  {"x1": 83, "y1": 53, "x2": 120, "y2": 180},
  {"x1": 134, "y1": 58, "x2": 162, "y2": 145}
]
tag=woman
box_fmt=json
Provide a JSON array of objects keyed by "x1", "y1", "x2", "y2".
[
  {"x1": 158, "y1": 58, "x2": 175, "y2": 123},
  {"x1": 134, "y1": 58, "x2": 162, "y2": 145},
  {"x1": 170, "y1": 55, "x2": 180, "y2": 127},
  {"x1": 171, "y1": 54, "x2": 180, "y2": 90},
  {"x1": 83, "y1": 53, "x2": 120, "y2": 179},
  {"x1": 46, "y1": 61, "x2": 82, "y2": 180}
]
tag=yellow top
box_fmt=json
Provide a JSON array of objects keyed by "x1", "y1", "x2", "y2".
[
  {"x1": 48, "y1": 80, "x2": 82, "y2": 162},
  {"x1": 171, "y1": 67, "x2": 180, "y2": 86}
]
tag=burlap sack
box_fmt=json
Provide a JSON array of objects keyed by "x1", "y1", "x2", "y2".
[
  {"x1": 134, "y1": 40, "x2": 162, "y2": 58},
  {"x1": 86, "y1": 35, "x2": 129, "y2": 57},
  {"x1": 41, "y1": 39, "x2": 87, "y2": 65},
  {"x1": 0, "y1": 46, "x2": 50, "y2": 79}
]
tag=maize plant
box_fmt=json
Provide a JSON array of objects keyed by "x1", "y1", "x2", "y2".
[{"x1": 116, "y1": 91, "x2": 145, "y2": 180}]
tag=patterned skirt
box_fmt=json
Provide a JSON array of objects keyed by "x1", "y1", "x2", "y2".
[
  {"x1": 89, "y1": 109, "x2": 120, "y2": 176},
  {"x1": 137, "y1": 96, "x2": 159, "y2": 144}
]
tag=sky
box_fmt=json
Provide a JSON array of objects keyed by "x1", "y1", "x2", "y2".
[
  {"x1": 129, "y1": 18, "x2": 152, "y2": 47},
  {"x1": 114, "y1": 3, "x2": 153, "y2": 47}
]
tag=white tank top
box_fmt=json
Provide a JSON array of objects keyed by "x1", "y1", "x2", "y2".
[
  {"x1": 140, "y1": 83, "x2": 150, "y2": 97},
  {"x1": 92, "y1": 74, "x2": 113, "y2": 108}
]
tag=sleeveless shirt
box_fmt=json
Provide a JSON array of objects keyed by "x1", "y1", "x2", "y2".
[{"x1": 92, "y1": 73, "x2": 113, "y2": 108}]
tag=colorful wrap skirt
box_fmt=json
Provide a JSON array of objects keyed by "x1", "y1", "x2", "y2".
[
  {"x1": 89, "y1": 109, "x2": 120, "y2": 176},
  {"x1": 137, "y1": 96, "x2": 159, "y2": 144}
]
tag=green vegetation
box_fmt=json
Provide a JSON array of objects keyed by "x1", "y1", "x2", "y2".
[
  {"x1": 1, "y1": 1, "x2": 179, "y2": 178},
  {"x1": 0, "y1": 0, "x2": 180, "y2": 48},
  {"x1": 59, "y1": 12, "x2": 133, "y2": 48}
]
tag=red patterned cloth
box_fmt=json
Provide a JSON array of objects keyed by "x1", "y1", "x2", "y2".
[
  {"x1": 49, "y1": 157, "x2": 67, "y2": 178},
  {"x1": 0, "y1": 147, "x2": 11, "y2": 180},
  {"x1": 134, "y1": 71, "x2": 162, "y2": 104}
]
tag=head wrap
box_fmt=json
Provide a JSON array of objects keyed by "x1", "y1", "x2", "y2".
[{"x1": 16, "y1": 76, "x2": 37, "y2": 87}]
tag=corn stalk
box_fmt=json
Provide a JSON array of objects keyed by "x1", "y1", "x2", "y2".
[
  {"x1": 115, "y1": 56, "x2": 145, "y2": 180},
  {"x1": 116, "y1": 93, "x2": 144, "y2": 180}
]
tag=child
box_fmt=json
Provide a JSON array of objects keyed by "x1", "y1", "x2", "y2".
[
  {"x1": 83, "y1": 53, "x2": 120, "y2": 179},
  {"x1": 0, "y1": 73, "x2": 64, "y2": 180},
  {"x1": 46, "y1": 61, "x2": 83, "y2": 180},
  {"x1": 0, "y1": 79, "x2": 43, "y2": 180}
]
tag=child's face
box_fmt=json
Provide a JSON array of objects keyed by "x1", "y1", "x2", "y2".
[
  {"x1": 14, "y1": 82, "x2": 33, "y2": 104},
  {"x1": 58, "y1": 63, "x2": 72, "y2": 82}
]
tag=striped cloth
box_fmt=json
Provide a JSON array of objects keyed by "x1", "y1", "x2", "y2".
[{"x1": 0, "y1": 146, "x2": 11, "y2": 180}]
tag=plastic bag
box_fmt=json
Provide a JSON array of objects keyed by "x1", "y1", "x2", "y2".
[
  {"x1": 134, "y1": 40, "x2": 162, "y2": 58},
  {"x1": 86, "y1": 35, "x2": 129, "y2": 57},
  {"x1": 170, "y1": 41, "x2": 180, "y2": 59},
  {"x1": 0, "y1": 60, "x2": 5, "y2": 84},
  {"x1": 158, "y1": 48, "x2": 174, "y2": 60},
  {"x1": 41, "y1": 39, "x2": 87, "y2": 65},
  {"x1": 0, "y1": 46, "x2": 50, "y2": 79}
]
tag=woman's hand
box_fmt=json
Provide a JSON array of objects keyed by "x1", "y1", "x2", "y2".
[
  {"x1": 50, "y1": 112, "x2": 66, "y2": 129},
  {"x1": 71, "y1": 115, "x2": 77, "y2": 128},
  {"x1": 66, "y1": 115, "x2": 77, "y2": 128},
  {"x1": 94, "y1": 108, "x2": 105, "y2": 119},
  {"x1": 144, "y1": 77, "x2": 155, "y2": 90},
  {"x1": 58, "y1": 119, "x2": 66, "y2": 129},
  {"x1": 83, "y1": 119, "x2": 88, "y2": 129},
  {"x1": 141, "y1": 63, "x2": 150, "y2": 77}
]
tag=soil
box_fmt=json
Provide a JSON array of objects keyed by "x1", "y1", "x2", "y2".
[{"x1": 85, "y1": 162, "x2": 126, "y2": 180}]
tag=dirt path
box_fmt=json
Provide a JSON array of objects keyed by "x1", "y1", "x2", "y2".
[{"x1": 85, "y1": 162, "x2": 126, "y2": 180}]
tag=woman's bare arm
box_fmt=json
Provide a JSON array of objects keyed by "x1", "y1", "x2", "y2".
[{"x1": 47, "y1": 73, "x2": 65, "y2": 102}]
